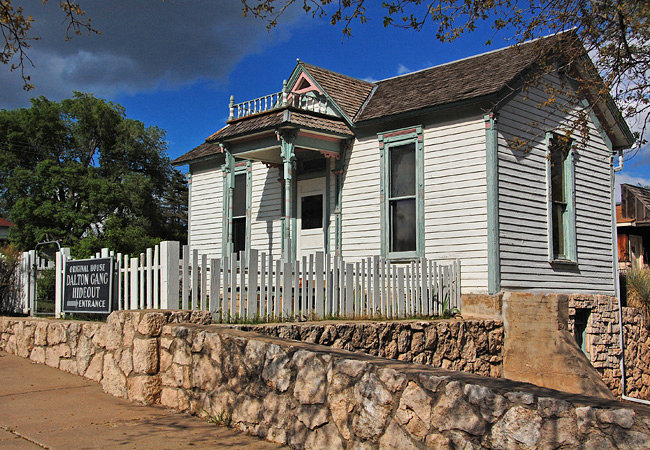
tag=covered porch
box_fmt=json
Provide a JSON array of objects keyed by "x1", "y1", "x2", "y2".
[{"x1": 213, "y1": 95, "x2": 354, "y2": 264}]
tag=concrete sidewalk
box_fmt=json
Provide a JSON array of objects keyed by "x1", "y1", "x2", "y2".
[{"x1": 0, "y1": 351, "x2": 281, "y2": 449}]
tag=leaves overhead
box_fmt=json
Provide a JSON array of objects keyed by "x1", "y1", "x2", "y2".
[
  {"x1": 1, "y1": 0, "x2": 98, "y2": 90},
  {"x1": 242, "y1": 0, "x2": 649, "y2": 149},
  {"x1": 0, "y1": 93, "x2": 188, "y2": 257}
]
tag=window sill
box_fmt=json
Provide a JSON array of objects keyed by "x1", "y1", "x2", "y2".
[
  {"x1": 550, "y1": 258, "x2": 578, "y2": 267},
  {"x1": 386, "y1": 252, "x2": 423, "y2": 263}
]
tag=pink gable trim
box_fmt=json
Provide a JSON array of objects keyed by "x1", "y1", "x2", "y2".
[{"x1": 291, "y1": 72, "x2": 322, "y2": 95}]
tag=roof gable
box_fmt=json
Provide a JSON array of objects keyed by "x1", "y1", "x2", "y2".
[{"x1": 291, "y1": 62, "x2": 374, "y2": 123}]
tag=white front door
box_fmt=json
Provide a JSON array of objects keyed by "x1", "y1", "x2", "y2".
[{"x1": 297, "y1": 177, "x2": 325, "y2": 258}]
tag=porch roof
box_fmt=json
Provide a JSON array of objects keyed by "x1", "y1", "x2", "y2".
[
  {"x1": 210, "y1": 107, "x2": 354, "y2": 141},
  {"x1": 172, "y1": 141, "x2": 222, "y2": 165}
]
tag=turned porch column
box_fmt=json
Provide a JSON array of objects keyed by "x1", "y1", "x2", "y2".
[{"x1": 279, "y1": 130, "x2": 298, "y2": 263}]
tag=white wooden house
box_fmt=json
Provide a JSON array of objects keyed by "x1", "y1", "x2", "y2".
[{"x1": 173, "y1": 32, "x2": 634, "y2": 304}]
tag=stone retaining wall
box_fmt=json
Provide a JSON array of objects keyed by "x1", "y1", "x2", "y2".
[
  {"x1": 234, "y1": 320, "x2": 503, "y2": 378},
  {"x1": 621, "y1": 308, "x2": 650, "y2": 400},
  {"x1": 2, "y1": 311, "x2": 650, "y2": 448},
  {"x1": 569, "y1": 295, "x2": 650, "y2": 400}
]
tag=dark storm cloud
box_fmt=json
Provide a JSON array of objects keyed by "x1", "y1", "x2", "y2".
[{"x1": 0, "y1": 0, "x2": 294, "y2": 107}]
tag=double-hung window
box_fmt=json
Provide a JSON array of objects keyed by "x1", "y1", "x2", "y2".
[
  {"x1": 223, "y1": 161, "x2": 251, "y2": 258},
  {"x1": 378, "y1": 126, "x2": 424, "y2": 259},
  {"x1": 547, "y1": 132, "x2": 576, "y2": 262}
]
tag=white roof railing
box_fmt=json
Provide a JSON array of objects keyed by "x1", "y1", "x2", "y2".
[{"x1": 229, "y1": 80, "x2": 332, "y2": 120}]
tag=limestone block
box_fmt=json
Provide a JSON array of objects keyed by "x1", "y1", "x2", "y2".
[
  {"x1": 47, "y1": 323, "x2": 66, "y2": 345},
  {"x1": 431, "y1": 381, "x2": 485, "y2": 436},
  {"x1": 33, "y1": 322, "x2": 48, "y2": 346},
  {"x1": 15, "y1": 325, "x2": 34, "y2": 358},
  {"x1": 296, "y1": 404, "x2": 329, "y2": 430},
  {"x1": 351, "y1": 372, "x2": 394, "y2": 440},
  {"x1": 232, "y1": 394, "x2": 262, "y2": 425},
  {"x1": 59, "y1": 358, "x2": 78, "y2": 375},
  {"x1": 334, "y1": 358, "x2": 366, "y2": 379},
  {"x1": 45, "y1": 346, "x2": 60, "y2": 368},
  {"x1": 378, "y1": 367, "x2": 407, "y2": 392},
  {"x1": 293, "y1": 352, "x2": 328, "y2": 404},
  {"x1": 597, "y1": 408, "x2": 635, "y2": 429},
  {"x1": 262, "y1": 344, "x2": 292, "y2": 392},
  {"x1": 101, "y1": 353, "x2": 127, "y2": 398},
  {"x1": 191, "y1": 354, "x2": 217, "y2": 390},
  {"x1": 30, "y1": 346, "x2": 45, "y2": 364},
  {"x1": 75, "y1": 334, "x2": 95, "y2": 376},
  {"x1": 172, "y1": 339, "x2": 192, "y2": 366},
  {"x1": 504, "y1": 391, "x2": 535, "y2": 405},
  {"x1": 132, "y1": 337, "x2": 158, "y2": 374},
  {"x1": 395, "y1": 381, "x2": 434, "y2": 440},
  {"x1": 84, "y1": 352, "x2": 104, "y2": 382},
  {"x1": 488, "y1": 406, "x2": 542, "y2": 448},
  {"x1": 119, "y1": 347, "x2": 133, "y2": 376},
  {"x1": 537, "y1": 397, "x2": 571, "y2": 418},
  {"x1": 464, "y1": 384, "x2": 507, "y2": 423},
  {"x1": 378, "y1": 420, "x2": 419, "y2": 450},
  {"x1": 261, "y1": 392, "x2": 296, "y2": 431},
  {"x1": 538, "y1": 417, "x2": 579, "y2": 448},
  {"x1": 128, "y1": 375, "x2": 161, "y2": 405},
  {"x1": 137, "y1": 312, "x2": 165, "y2": 337},
  {"x1": 303, "y1": 422, "x2": 344, "y2": 449}
]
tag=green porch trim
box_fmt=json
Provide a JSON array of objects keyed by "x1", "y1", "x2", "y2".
[
  {"x1": 221, "y1": 149, "x2": 236, "y2": 258},
  {"x1": 245, "y1": 160, "x2": 252, "y2": 261},
  {"x1": 377, "y1": 125, "x2": 424, "y2": 260},
  {"x1": 325, "y1": 158, "x2": 331, "y2": 254},
  {"x1": 333, "y1": 140, "x2": 350, "y2": 257},
  {"x1": 280, "y1": 130, "x2": 297, "y2": 263},
  {"x1": 484, "y1": 113, "x2": 501, "y2": 295}
]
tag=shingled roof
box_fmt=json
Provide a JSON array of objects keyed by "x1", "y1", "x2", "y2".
[
  {"x1": 300, "y1": 62, "x2": 375, "y2": 121},
  {"x1": 356, "y1": 33, "x2": 568, "y2": 122},
  {"x1": 173, "y1": 141, "x2": 222, "y2": 165},
  {"x1": 172, "y1": 108, "x2": 353, "y2": 165}
]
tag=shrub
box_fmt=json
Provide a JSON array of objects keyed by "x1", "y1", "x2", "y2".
[
  {"x1": 626, "y1": 267, "x2": 650, "y2": 328},
  {"x1": 626, "y1": 267, "x2": 650, "y2": 309},
  {"x1": 0, "y1": 243, "x2": 23, "y2": 314}
]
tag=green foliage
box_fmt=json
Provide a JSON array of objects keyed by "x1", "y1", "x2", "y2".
[
  {"x1": 36, "y1": 268, "x2": 55, "y2": 313},
  {"x1": 0, "y1": 92, "x2": 187, "y2": 257},
  {"x1": 0, "y1": 243, "x2": 22, "y2": 314}
]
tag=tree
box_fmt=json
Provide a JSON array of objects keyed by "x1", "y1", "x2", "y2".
[
  {"x1": 0, "y1": 92, "x2": 188, "y2": 257},
  {"x1": 1, "y1": 0, "x2": 97, "y2": 90},
  {"x1": 242, "y1": 0, "x2": 649, "y2": 148}
]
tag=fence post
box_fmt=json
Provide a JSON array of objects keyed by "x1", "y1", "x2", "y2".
[
  {"x1": 159, "y1": 241, "x2": 179, "y2": 310},
  {"x1": 54, "y1": 248, "x2": 69, "y2": 318}
]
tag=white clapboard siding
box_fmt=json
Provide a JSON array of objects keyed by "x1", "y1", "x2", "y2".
[
  {"x1": 423, "y1": 116, "x2": 489, "y2": 293},
  {"x1": 340, "y1": 136, "x2": 382, "y2": 259},
  {"x1": 497, "y1": 73, "x2": 615, "y2": 294},
  {"x1": 189, "y1": 160, "x2": 222, "y2": 259},
  {"x1": 251, "y1": 161, "x2": 282, "y2": 256}
]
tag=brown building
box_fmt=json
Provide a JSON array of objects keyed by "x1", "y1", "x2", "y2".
[{"x1": 617, "y1": 183, "x2": 650, "y2": 270}]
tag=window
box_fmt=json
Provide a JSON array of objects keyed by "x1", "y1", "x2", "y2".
[
  {"x1": 222, "y1": 161, "x2": 250, "y2": 258},
  {"x1": 547, "y1": 133, "x2": 576, "y2": 262},
  {"x1": 301, "y1": 194, "x2": 323, "y2": 229},
  {"x1": 378, "y1": 126, "x2": 424, "y2": 259},
  {"x1": 232, "y1": 173, "x2": 247, "y2": 255}
]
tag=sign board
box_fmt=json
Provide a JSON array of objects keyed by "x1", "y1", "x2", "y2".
[{"x1": 63, "y1": 258, "x2": 113, "y2": 314}]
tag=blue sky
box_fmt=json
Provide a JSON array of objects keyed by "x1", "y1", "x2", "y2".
[{"x1": 2, "y1": 1, "x2": 647, "y2": 199}]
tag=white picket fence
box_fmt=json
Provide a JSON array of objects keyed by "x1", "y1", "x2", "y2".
[
  {"x1": 21, "y1": 241, "x2": 461, "y2": 321},
  {"x1": 12, "y1": 250, "x2": 55, "y2": 315}
]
